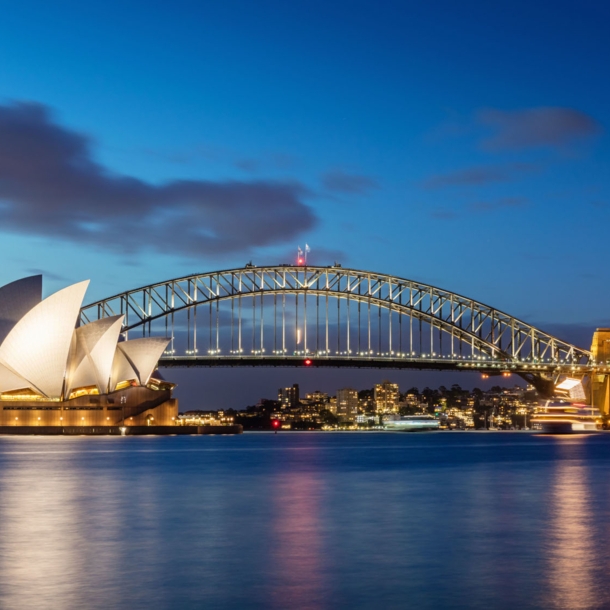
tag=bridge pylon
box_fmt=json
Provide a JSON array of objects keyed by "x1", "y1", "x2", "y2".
[{"x1": 590, "y1": 329, "x2": 610, "y2": 416}]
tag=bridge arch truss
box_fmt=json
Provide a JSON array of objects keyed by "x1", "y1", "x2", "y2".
[{"x1": 79, "y1": 266, "x2": 590, "y2": 372}]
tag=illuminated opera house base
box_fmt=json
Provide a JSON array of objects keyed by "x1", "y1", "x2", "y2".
[
  {"x1": 0, "y1": 275, "x2": 178, "y2": 431},
  {"x1": 0, "y1": 384, "x2": 178, "y2": 427}
]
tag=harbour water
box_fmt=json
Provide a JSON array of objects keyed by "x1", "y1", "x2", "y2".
[{"x1": 0, "y1": 432, "x2": 609, "y2": 610}]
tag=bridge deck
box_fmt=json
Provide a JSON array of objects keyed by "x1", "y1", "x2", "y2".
[{"x1": 159, "y1": 356, "x2": 595, "y2": 375}]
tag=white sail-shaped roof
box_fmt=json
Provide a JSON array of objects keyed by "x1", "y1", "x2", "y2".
[
  {"x1": 0, "y1": 275, "x2": 42, "y2": 345},
  {"x1": 0, "y1": 361, "x2": 31, "y2": 393},
  {"x1": 110, "y1": 337, "x2": 170, "y2": 390},
  {"x1": 0, "y1": 280, "x2": 89, "y2": 398},
  {"x1": 110, "y1": 346, "x2": 138, "y2": 390},
  {"x1": 66, "y1": 315, "x2": 124, "y2": 395}
]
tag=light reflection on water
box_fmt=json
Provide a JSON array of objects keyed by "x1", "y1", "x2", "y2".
[
  {"x1": 270, "y1": 469, "x2": 328, "y2": 609},
  {"x1": 545, "y1": 436, "x2": 608, "y2": 610},
  {"x1": 0, "y1": 433, "x2": 608, "y2": 610}
]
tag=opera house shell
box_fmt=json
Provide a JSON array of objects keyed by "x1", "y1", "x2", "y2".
[{"x1": 0, "y1": 275, "x2": 177, "y2": 427}]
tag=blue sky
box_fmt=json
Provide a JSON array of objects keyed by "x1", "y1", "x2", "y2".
[{"x1": 0, "y1": 0, "x2": 608, "y2": 406}]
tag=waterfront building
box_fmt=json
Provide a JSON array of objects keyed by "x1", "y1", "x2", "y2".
[
  {"x1": 336, "y1": 388, "x2": 358, "y2": 421},
  {"x1": 374, "y1": 380, "x2": 400, "y2": 413},
  {"x1": 356, "y1": 414, "x2": 379, "y2": 425},
  {"x1": 278, "y1": 384, "x2": 300, "y2": 408},
  {"x1": 0, "y1": 275, "x2": 177, "y2": 426},
  {"x1": 305, "y1": 390, "x2": 329, "y2": 406},
  {"x1": 177, "y1": 411, "x2": 234, "y2": 426},
  {"x1": 328, "y1": 396, "x2": 337, "y2": 414},
  {"x1": 404, "y1": 392, "x2": 419, "y2": 407},
  {"x1": 357, "y1": 390, "x2": 375, "y2": 412}
]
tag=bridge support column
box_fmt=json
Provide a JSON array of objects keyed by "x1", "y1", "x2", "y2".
[
  {"x1": 590, "y1": 329, "x2": 610, "y2": 416},
  {"x1": 591, "y1": 374, "x2": 610, "y2": 416}
]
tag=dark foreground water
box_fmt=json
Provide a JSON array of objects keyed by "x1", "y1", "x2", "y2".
[{"x1": 0, "y1": 432, "x2": 609, "y2": 610}]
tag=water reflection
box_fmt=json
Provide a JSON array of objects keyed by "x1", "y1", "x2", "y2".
[
  {"x1": 0, "y1": 444, "x2": 124, "y2": 610},
  {"x1": 546, "y1": 437, "x2": 602, "y2": 610},
  {"x1": 0, "y1": 434, "x2": 608, "y2": 610},
  {"x1": 269, "y1": 469, "x2": 328, "y2": 610}
]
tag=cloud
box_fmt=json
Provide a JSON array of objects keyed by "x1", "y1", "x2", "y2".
[
  {"x1": 0, "y1": 102, "x2": 316, "y2": 258},
  {"x1": 233, "y1": 158, "x2": 260, "y2": 172},
  {"x1": 142, "y1": 146, "x2": 299, "y2": 175},
  {"x1": 430, "y1": 197, "x2": 528, "y2": 220},
  {"x1": 321, "y1": 170, "x2": 379, "y2": 194},
  {"x1": 478, "y1": 107, "x2": 602, "y2": 151},
  {"x1": 429, "y1": 209, "x2": 458, "y2": 220},
  {"x1": 141, "y1": 144, "x2": 224, "y2": 165},
  {"x1": 233, "y1": 153, "x2": 298, "y2": 173},
  {"x1": 422, "y1": 163, "x2": 538, "y2": 189},
  {"x1": 468, "y1": 197, "x2": 528, "y2": 212},
  {"x1": 25, "y1": 268, "x2": 70, "y2": 282}
]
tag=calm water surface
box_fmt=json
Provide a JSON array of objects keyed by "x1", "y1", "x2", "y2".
[{"x1": 0, "y1": 431, "x2": 609, "y2": 610}]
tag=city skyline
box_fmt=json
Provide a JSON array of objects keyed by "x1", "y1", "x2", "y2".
[
  {"x1": 183, "y1": 378, "x2": 539, "y2": 432},
  {"x1": 1, "y1": 1, "x2": 609, "y2": 408}
]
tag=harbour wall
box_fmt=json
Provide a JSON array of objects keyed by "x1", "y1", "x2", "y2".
[{"x1": 0, "y1": 424, "x2": 243, "y2": 435}]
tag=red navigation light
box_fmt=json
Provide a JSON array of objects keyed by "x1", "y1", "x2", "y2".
[
  {"x1": 298, "y1": 258, "x2": 304, "y2": 265},
  {"x1": 272, "y1": 419, "x2": 281, "y2": 429},
  {"x1": 304, "y1": 359, "x2": 312, "y2": 366}
]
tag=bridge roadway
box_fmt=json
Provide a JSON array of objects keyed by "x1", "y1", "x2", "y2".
[{"x1": 159, "y1": 354, "x2": 597, "y2": 376}]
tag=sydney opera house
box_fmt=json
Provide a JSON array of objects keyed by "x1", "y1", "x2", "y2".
[{"x1": 0, "y1": 275, "x2": 177, "y2": 427}]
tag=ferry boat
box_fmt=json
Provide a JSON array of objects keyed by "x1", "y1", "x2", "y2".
[
  {"x1": 531, "y1": 400, "x2": 601, "y2": 433},
  {"x1": 383, "y1": 414, "x2": 440, "y2": 431}
]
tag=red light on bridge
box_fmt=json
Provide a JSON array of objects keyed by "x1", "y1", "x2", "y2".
[
  {"x1": 304, "y1": 359, "x2": 312, "y2": 366},
  {"x1": 272, "y1": 419, "x2": 281, "y2": 429}
]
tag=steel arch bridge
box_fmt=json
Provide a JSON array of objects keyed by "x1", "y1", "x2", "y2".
[{"x1": 79, "y1": 265, "x2": 596, "y2": 392}]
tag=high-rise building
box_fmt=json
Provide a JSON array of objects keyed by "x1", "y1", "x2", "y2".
[
  {"x1": 357, "y1": 389, "x2": 375, "y2": 413},
  {"x1": 278, "y1": 383, "x2": 300, "y2": 408},
  {"x1": 374, "y1": 380, "x2": 399, "y2": 413},
  {"x1": 328, "y1": 396, "x2": 337, "y2": 414},
  {"x1": 306, "y1": 390, "x2": 329, "y2": 406},
  {"x1": 336, "y1": 388, "x2": 358, "y2": 421}
]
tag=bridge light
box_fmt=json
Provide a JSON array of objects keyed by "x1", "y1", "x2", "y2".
[{"x1": 304, "y1": 359, "x2": 312, "y2": 366}]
